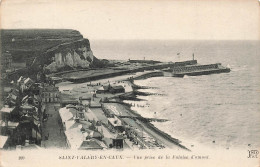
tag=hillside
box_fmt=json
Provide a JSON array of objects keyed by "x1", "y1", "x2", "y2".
[{"x1": 1, "y1": 29, "x2": 102, "y2": 73}]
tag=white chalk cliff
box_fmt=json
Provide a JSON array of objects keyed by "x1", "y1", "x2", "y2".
[{"x1": 44, "y1": 39, "x2": 95, "y2": 72}]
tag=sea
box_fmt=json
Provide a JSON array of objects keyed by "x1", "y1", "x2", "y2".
[{"x1": 72, "y1": 40, "x2": 260, "y2": 151}]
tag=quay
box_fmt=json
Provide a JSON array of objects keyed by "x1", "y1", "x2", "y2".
[{"x1": 57, "y1": 60, "x2": 197, "y2": 83}]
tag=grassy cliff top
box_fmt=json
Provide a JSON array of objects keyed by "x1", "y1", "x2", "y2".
[
  {"x1": 1, "y1": 29, "x2": 82, "y2": 39},
  {"x1": 1, "y1": 29, "x2": 84, "y2": 52}
]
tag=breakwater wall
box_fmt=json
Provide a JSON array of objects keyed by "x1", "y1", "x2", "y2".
[
  {"x1": 132, "y1": 71, "x2": 164, "y2": 80},
  {"x1": 173, "y1": 63, "x2": 220, "y2": 72}
]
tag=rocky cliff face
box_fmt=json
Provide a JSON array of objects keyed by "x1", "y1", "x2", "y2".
[
  {"x1": 1, "y1": 29, "x2": 99, "y2": 73},
  {"x1": 38, "y1": 39, "x2": 95, "y2": 73}
]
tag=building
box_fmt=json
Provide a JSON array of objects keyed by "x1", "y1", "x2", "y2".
[
  {"x1": 102, "y1": 133, "x2": 124, "y2": 149},
  {"x1": 89, "y1": 101, "x2": 102, "y2": 108},
  {"x1": 5, "y1": 89, "x2": 20, "y2": 107},
  {"x1": 0, "y1": 135, "x2": 9, "y2": 150},
  {"x1": 49, "y1": 77, "x2": 63, "y2": 85},
  {"x1": 20, "y1": 104, "x2": 37, "y2": 116},
  {"x1": 96, "y1": 85, "x2": 110, "y2": 94},
  {"x1": 83, "y1": 130, "x2": 103, "y2": 141},
  {"x1": 0, "y1": 106, "x2": 18, "y2": 135},
  {"x1": 60, "y1": 99, "x2": 78, "y2": 107},
  {"x1": 0, "y1": 75, "x2": 43, "y2": 148},
  {"x1": 59, "y1": 107, "x2": 74, "y2": 130},
  {"x1": 41, "y1": 85, "x2": 60, "y2": 103},
  {"x1": 19, "y1": 104, "x2": 41, "y2": 145},
  {"x1": 112, "y1": 134, "x2": 124, "y2": 149},
  {"x1": 109, "y1": 85, "x2": 125, "y2": 94},
  {"x1": 0, "y1": 120, "x2": 19, "y2": 146},
  {"x1": 96, "y1": 84, "x2": 125, "y2": 94},
  {"x1": 23, "y1": 78, "x2": 34, "y2": 90},
  {"x1": 78, "y1": 139, "x2": 103, "y2": 150},
  {"x1": 0, "y1": 106, "x2": 18, "y2": 122},
  {"x1": 17, "y1": 77, "x2": 35, "y2": 93},
  {"x1": 59, "y1": 106, "x2": 107, "y2": 149},
  {"x1": 107, "y1": 116, "x2": 124, "y2": 133},
  {"x1": 0, "y1": 120, "x2": 19, "y2": 134},
  {"x1": 21, "y1": 95, "x2": 41, "y2": 108}
]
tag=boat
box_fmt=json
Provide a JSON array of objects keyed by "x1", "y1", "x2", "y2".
[{"x1": 172, "y1": 63, "x2": 231, "y2": 77}]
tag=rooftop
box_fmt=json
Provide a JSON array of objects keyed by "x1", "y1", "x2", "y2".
[
  {"x1": 0, "y1": 135, "x2": 9, "y2": 149},
  {"x1": 108, "y1": 116, "x2": 122, "y2": 127},
  {"x1": 0, "y1": 107, "x2": 15, "y2": 113},
  {"x1": 79, "y1": 139, "x2": 103, "y2": 150},
  {"x1": 111, "y1": 85, "x2": 125, "y2": 90},
  {"x1": 0, "y1": 120, "x2": 19, "y2": 128},
  {"x1": 59, "y1": 107, "x2": 73, "y2": 122}
]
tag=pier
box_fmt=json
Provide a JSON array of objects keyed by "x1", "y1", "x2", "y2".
[{"x1": 172, "y1": 63, "x2": 231, "y2": 77}]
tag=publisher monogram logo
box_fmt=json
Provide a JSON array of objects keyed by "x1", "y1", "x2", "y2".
[{"x1": 248, "y1": 150, "x2": 259, "y2": 158}]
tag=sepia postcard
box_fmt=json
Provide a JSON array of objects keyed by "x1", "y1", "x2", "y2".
[{"x1": 0, "y1": 0, "x2": 259, "y2": 166}]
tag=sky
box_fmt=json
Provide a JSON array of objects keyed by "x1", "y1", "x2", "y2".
[{"x1": 1, "y1": 0, "x2": 259, "y2": 40}]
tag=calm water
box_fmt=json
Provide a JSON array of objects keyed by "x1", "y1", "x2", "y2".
[{"x1": 91, "y1": 40, "x2": 260, "y2": 150}]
